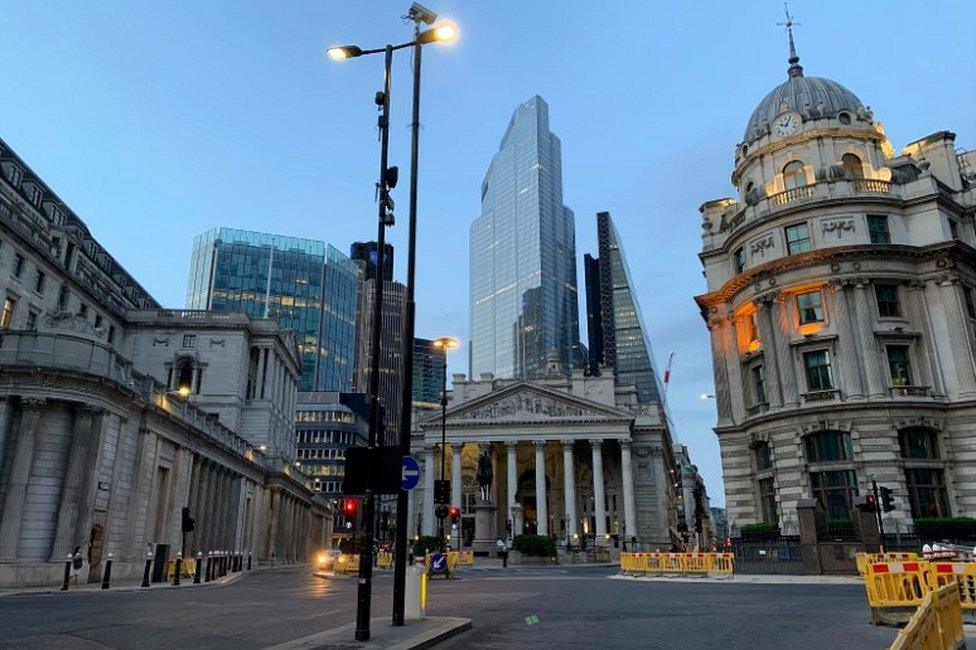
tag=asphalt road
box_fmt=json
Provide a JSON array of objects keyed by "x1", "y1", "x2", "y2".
[{"x1": 0, "y1": 565, "x2": 897, "y2": 649}]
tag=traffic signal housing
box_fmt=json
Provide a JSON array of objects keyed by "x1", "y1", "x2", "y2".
[
  {"x1": 343, "y1": 498, "x2": 358, "y2": 517},
  {"x1": 449, "y1": 505, "x2": 460, "y2": 522},
  {"x1": 879, "y1": 486, "x2": 895, "y2": 513}
]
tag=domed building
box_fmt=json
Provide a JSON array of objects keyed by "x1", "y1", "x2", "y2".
[{"x1": 694, "y1": 28, "x2": 976, "y2": 532}]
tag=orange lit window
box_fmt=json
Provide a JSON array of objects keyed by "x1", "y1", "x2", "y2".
[{"x1": 796, "y1": 291, "x2": 824, "y2": 324}]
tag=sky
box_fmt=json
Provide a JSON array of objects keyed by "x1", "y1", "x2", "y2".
[{"x1": 2, "y1": 1, "x2": 974, "y2": 506}]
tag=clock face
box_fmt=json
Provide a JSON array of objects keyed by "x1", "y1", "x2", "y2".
[{"x1": 774, "y1": 112, "x2": 801, "y2": 137}]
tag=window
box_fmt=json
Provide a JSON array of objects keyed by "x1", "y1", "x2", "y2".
[
  {"x1": 841, "y1": 153, "x2": 863, "y2": 179},
  {"x1": 12, "y1": 253, "x2": 25, "y2": 278},
  {"x1": 733, "y1": 247, "x2": 746, "y2": 274},
  {"x1": 33, "y1": 270, "x2": 45, "y2": 295},
  {"x1": 755, "y1": 441, "x2": 772, "y2": 471},
  {"x1": 964, "y1": 286, "x2": 976, "y2": 320},
  {"x1": 26, "y1": 310, "x2": 37, "y2": 331},
  {"x1": 838, "y1": 112, "x2": 851, "y2": 125},
  {"x1": 810, "y1": 470, "x2": 858, "y2": 519},
  {"x1": 796, "y1": 290, "x2": 824, "y2": 324},
  {"x1": 867, "y1": 215, "x2": 890, "y2": 244},
  {"x1": 805, "y1": 431, "x2": 852, "y2": 463},
  {"x1": 899, "y1": 428, "x2": 939, "y2": 460},
  {"x1": 746, "y1": 313, "x2": 759, "y2": 343},
  {"x1": 1, "y1": 297, "x2": 15, "y2": 329},
  {"x1": 875, "y1": 284, "x2": 900, "y2": 317},
  {"x1": 26, "y1": 185, "x2": 42, "y2": 207},
  {"x1": 182, "y1": 334, "x2": 197, "y2": 348},
  {"x1": 752, "y1": 364, "x2": 767, "y2": 404},
  {"x1": 783, "y1": 160, "x2": 807, "y2": 189},
  {"x1": 759, "y1": 477, "x2": 777, "y2": 524},
  {"x1": 78, "y1": 303, "x2": 88, "y2": 317},
  {"x1": 94, "y1": 315, "x2": 103, "y2": 329},
  {"x1": 57, "y1": 284, "x2": 69, "y2": 310},
  {"x1": 785, "y1": 223, "x2": 812, "y2": 254},
  {"x1": 949, "y1": 220, "x2": 959, "y2": 240},
  {"x1": 6, "y1": 166, "x2": 22, "y2": 186},
  {"x1": 886, "y1": 345, "x2": 913, "y2": 386},
  {"x1": 905, "y1": 469, "x2": 951, "y2": 519}
]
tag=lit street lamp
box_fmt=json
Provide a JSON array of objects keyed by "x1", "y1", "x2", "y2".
[
  {"x1": 432, "y1": 336, "x2": 460, "y2": 553},
  {"x1": 326, "y1": 6, "x2": 457, "y2": 638}
]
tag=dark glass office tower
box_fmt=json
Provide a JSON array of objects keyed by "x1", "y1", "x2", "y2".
[
  {"x1": 412, "y1": 338, "x2": 446, "y2": 412},
  {"x1": 584, "y1": 211, "x2": 663, "y2": 404},
  {"x1": 186, "y1": 228, "x2": 360, "y2": 392},
  {"x1": 470, "y1": 96, "x2": 579, "y2": 379},
  {"x1": 350, "y1": 241, "x2": 394, "y2": 282}
]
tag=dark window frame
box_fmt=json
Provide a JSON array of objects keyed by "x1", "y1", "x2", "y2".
[
  {"x1": 803, "y1": 349, "x2": 834, "y2": 391},
  {"x1": 867, "y1": 214, "x2": 890, "y2": 244},
  {"x1": 785, "y1": 223, "x2": 812, "y2": 255},
  {"x1": 797, "y1": 290, "x2": 825, "y2": 324},
  {"x1": 886, "y1": 345, "x2": 913, "y2": 386}
]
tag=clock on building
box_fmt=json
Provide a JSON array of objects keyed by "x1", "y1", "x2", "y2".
[{"x1": 774, "y1": 112, "x2": 801, "y2": 137}]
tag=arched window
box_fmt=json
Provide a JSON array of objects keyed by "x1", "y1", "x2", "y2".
[
  {"x1": 782, "y1": 160, "x2": 807, "y2": 189},
  {"x1": 745, "y1": 180, "x2": 755, "y2": 195},
  {"x1": 173, "y1": 356, "x2": 195, "y2": 395},
  {"x1": 842, "y1": 153, "x2": 863, "y2": 179},
  {"x1": 805, "y1": 430, "x2": 857, "y2": 520},
  {"x1": 754, "y1": 441, "x2": 772, "y2": 471}
]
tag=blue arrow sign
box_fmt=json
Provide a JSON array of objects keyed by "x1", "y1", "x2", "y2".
[
  {"x1": 430, "y1": 552, "x2": 448, "y2": 574},
  {"x1": 401, "y1": 455, "x2": 421, "y2": 491}
]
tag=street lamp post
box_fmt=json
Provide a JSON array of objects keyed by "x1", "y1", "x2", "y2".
[
  {"x1": 326, "y1": 12, "x2": 457, "y2": 640},
  {"x1": 432, "y1": 337, "x2": 459, "y2": 553}
]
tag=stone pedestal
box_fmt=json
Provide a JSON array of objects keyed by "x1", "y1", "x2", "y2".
[
  {"x1": 509, "y1": 503, "x2": 522, "y2": 539},
  {"x1": 472, "y1": 499, "x2": 498, "y2": 555}
]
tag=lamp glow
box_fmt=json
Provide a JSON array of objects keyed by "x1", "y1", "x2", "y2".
[{"x1": 327, "y1": 45, "x2": 363, "y2": 61}]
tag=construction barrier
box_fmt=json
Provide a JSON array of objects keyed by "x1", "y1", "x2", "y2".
[
  {"x1": 452, "y1": 550, "x2": 474, "y2": 567},
  {"x1": 928, "y1": 562, "x2": 976, "y2": 612},
  {"x1": 376, "y1": 552, "x2": 393, "y2": 569},
  {"x1": 889, "y1": 583, "x2": 964, "y2": 650},
  {"x1": 335, "y1": 554, "x2": 359, "y2": 574},
  {"x1": 856, "y1": 552, "x2": 920, "y2": 577},
  {"x1": 166, "y1": 557, "x2": 196, "y2": 580},
  {"x1": 619, "y1": 552, "x2": 734, "y2": 576},
  {"x1": 424, "y1": 552, "x2": 458, "y2": 573},
  {"x1": 864, "y1": 560, "x2": 976, "y2": 614}
]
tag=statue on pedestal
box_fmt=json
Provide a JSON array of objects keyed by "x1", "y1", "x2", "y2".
[{"x1": 477, "y1": 449, "x2": 493, "y2": 502}]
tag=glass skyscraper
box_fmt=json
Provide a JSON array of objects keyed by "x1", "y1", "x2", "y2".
[
  {"x1": 186, "y1": 227, "x2": 360, "y2": 392},
  {"x1": 470, "y1": 96, "x2": 580, "y2": 379},
  {"x1": 584, "y1": 211, "x2": 663, "y2": 404}
]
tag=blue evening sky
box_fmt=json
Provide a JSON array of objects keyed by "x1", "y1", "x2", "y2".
[{"x1": 2, "y1": 1, "x2": 973, "y2": 506}]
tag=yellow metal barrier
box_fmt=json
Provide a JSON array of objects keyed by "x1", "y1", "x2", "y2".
[
  {"x1": 927, "y1": 561, "x2": 976, "y2": 612},
  {"x1": 619, "y1": 552, "x2": 734, "y2": 576},
  {"x1": 889, "y1": 583, "x2": 964, "y2": 650},
  {"x1": 376, "y1": 552, "x2": 393, "y2": 569},
  {"x1": 166, "y1": 558, "x2": 196, "y2": 579},
  {"x1": 423, "y1": 552, "x2": 459, "y2": 573},
  {"x1": 453, "y1": 550, "x2": 475, "y2": 567},
  {"x1": 335, "y1": 554, "x2": 359, "y2": 573},
  {"x1": 865, "y1": 560, "x2": 930, "y2": 609},
  {"x1": 856, "y1": 552, "x2": 920, "y2": 577}
]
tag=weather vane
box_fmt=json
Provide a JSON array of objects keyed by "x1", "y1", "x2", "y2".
[{"x1": 778, "y1": 2, "x2": 804, "y2": 77}]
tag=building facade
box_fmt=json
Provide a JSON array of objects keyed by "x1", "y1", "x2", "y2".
[
  {"x1": 353, "y1": 280, "x2": 405, "y2": 446},
  {"x1": 350, "y1": 241, "x2": 394, "y2": 282},
  {"x1": 470, "y1": 96, "x2": 580, "y2": 380},
  {"x1": 694, "y1": 35, "x2": 976, "y2": 530},
  {"x1": 409, "y1": 354, "x2": 681, "y2": 548},
  {"x1": 295, "y1": 391, "x2": 369, "y2": 498},
  {"x1": 584, "y1": 211, "x2": 665, "y2": 404},
  {"x1": 186, "y1": 228, "x2": 360, "y2": 393},
  {"x1": 0, "y1": 138, "x2": 329, "y2": 588},
  {"x1": 412, "y1": 338, "x2": 446, "y2": 413}
]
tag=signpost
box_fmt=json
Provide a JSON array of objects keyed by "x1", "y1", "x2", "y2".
[{"x1": 401, "y1": 456, "x2": 420, "y2": 491}]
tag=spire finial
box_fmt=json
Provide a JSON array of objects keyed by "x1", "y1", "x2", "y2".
[{"x1": 778, "y1": 2, "x2": 803, "y2": 78}]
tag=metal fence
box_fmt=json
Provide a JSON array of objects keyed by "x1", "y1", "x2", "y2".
[{"x1": 730, "y1": 537, "x2": 804, "y2": 575}]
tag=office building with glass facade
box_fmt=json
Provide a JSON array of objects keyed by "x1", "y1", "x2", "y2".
[
  {"x1": 186, "y1": 228, "x2": 360, "y2": 392},
  {"x1": 412, "y1": 338, "x2": 446, "y2": 412},
  {"x1": 584, "y1": 211, "x2": 664, "y2": 405},
  {"x1": 350, "y1": 241, "x2": 394, "y2": 282},
  {"x1": 470, "y1": 96, "x2": 580, "y2": 380}
]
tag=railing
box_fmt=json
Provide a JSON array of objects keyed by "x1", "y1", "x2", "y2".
[
  {"x1": 802, "y1": 389, "x2": 840, "y2": 403},
  {"x1": 745, "y1": 402, "x2": 769, "y2": 416},
  {"x1": 852, "y1": 178, "x2": 891, "y2": 194},
  {"x1": 768, "y1": 184, "x2": 815, "y2": 205},
  {"x1": 889, "y1": 385, "x2": 931, "y2": 398},
  {"x1": 131, "y1": 309, "x2": 241, "y2": 322},
  {"x1": 619, "y1": 552, "x2": 735, "y2": 576}
]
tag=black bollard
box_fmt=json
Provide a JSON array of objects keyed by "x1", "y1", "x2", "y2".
[
  {"x1": 101, "y1": 553, "x2": 113, "y2": 589},
  {"x1": 60, "y1": 554, "x2": 72, "y2": 591},
  {"x1": 247, "y1": 552, "x2": 252, "y2": 571},
  {"x1": 173, "y1": 552, "x2": 182, "y2": 586},
  {"x1": 194, "y1": 552, "x2": 202, "y2": 584},
  {"x1": 141, "y1": 552, "x2": 152, "y2": 588},
  {"x1": 205, "y1": 552, "x2": 213, "y2": 582}
]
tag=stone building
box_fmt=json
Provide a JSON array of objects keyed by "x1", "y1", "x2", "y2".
[
  {"x1": 0, "y1": 137, "x2": 329, "y2": 588},
  {"x1": 694, "y1": 30, "x2": 976, "y2": 530},
  {"x1": 409, "y1": 353, "x2": 680, "y2": 549}
]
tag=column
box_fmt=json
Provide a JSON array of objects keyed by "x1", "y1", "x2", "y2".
[
  {"x1": 256, "y1": 348, "x2": 268, "y2": 398},
  {"x1": 755, "y1": 295, "x2": 784, "y2": 407},
  {"x1": 590, "y1": 439, "x2": 607, "y2": 544},
  {"x1": 506, "y1": 441, "x2": 520, "y2": 535},
  {"x1": 451, "y1": 443, "x2": 463, "y2": 507},
  {"x1": 620, "y1": 441, "x2": 637, "y2": 540},
  {"x1": 562, "y1": 440, "x2": 577, "y2": 541},
  {"x1": 533, "y1": 440, "x2": 548, "y2": 536},
  {"x1": 832, "y1": 281, "x2": 866, "y2": 398},
  {"x1": 852, "y1": 280, "x2": 887, "y2": 397},
  {"x1": 0, "y1": 398, "x2": 11, "y2": 473},
  {"x1": 422, "y1": 444, "x2": 435, "y2": 536},
  {"x1": 194, "y1": 461, "x2": 212, "y2": 554},
  {"x1": 938, "y1": 277, "x2": 976, "y2": 397},
  {"x1": 50, "y1": 404, "x2": 98, "y2": 559},
  {"x1": 771, "y1": 296, "x2": 800, "y2": 406},
  {"x1": 0, "y1": 399, "x2": 45, "y2": 560}
]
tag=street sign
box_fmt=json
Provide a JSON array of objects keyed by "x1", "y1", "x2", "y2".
[
  {"x1": 429, "y1": 552, "x2": 449, "y2": 575},
  {"x1": 401, "y1": 456, "x2": 420, "y2": 491}
]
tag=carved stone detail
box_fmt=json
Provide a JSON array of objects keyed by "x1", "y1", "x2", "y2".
[
  {"x1": 820, "y1": 217, "x2": 856, "y2": 239},
  {"x1": 749, "y1": 235, "x2": 775, "y2": 257},
  {"x1": 455, "y1": 391, "x2": 595, "y2": 420}
]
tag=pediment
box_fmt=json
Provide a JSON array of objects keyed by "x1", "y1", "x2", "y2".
[{"x1": 427, "y1": 382, "x2": 633, "y2": 426}]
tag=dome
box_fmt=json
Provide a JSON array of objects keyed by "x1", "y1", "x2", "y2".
[{"x1": 743, "y1": 75, "x2": 864, "y2": 143}]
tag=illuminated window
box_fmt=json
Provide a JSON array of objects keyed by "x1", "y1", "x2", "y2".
[
  {"x1": 1, "y1": 297, "x2": 15, "y2": 329},
  {"x1": 875, "y1": 284, "x2": 900, "y2": 317},
  {"x1": 782, "y1": 160, "x2": 807, "y2": 189},
  {"x1": 803, "y1": 350, "x2": 833, "y2": 391},
  {"x1": 886, "y1": 345, "x2": 912, "y2": 386},
  {"x1": 867, "y1": 215, "x2": 890, "y2": 244},
  {"x1": 785, "y1": 223, "x2": 811, "y2": 254},
  {"x1": 796, "y1": 291, "x2": 824, "y2": 324},
  {"x1": 841, "y1": 153, "x2": 863, "y2": 179}
]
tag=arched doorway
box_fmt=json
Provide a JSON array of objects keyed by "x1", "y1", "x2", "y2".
[{"x1": 516, "y1": 469, "x2": 550, "y2": 535}]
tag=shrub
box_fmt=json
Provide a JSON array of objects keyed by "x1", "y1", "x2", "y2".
[
  {"x1": 740, "y1": 523, "x2": 779, "y2": 539},
  {"x1": 913, "y1": 517, "x2": 976, "y2": 540},
  {"x1": 411, "y1": 536, "x2": 441, "y2": 557},
  {"x1": 513, "y1": 534, "x2": 556, "y2": 557}
]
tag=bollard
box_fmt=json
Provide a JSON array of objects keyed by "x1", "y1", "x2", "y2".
[
  {"x1": 247, "y1": 552, "x2": 252, "y2": 571},
  {"x1": 194, "y1": 552, "x2": 202, "y2": 584},
  {"x1": 61, "y1": 554, "x2": 72, "y2": 591},
  {"x1": 172, "y1": 552, "x2": 182, "y2": 586},
  {"x1": 101, "y1": 553, "x2": 113, "y2": 590},
  {"x1": 141, "y1": 551, "x2": 152, "y2": 588},
  {"x1": 205, "y1": 552, "x2": 213, "y2": 582}
]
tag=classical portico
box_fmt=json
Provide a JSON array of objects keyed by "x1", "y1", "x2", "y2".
[{"x1": 411, "y1": 373, "x2": 678, "y2": 549}]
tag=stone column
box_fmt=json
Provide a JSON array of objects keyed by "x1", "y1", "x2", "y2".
[
  {"x1": 50, "y1": 404, "x2": 99, "y2": 560},
  {"x1": 620, "y1": 441, "x2": 637, "y2": 540},
  {"x1": 451, "y1": 443, "x2": 463, "y2": 508},
  {"x1": 533, "y1": 440, "x2": 548, "y2": 536},
  {"x1": 0, "y1": 398, "x2": 12, "y2": 474},
  {"x1": 194, "y1": 461, "x2": 212, "y2": 553},
  {"x1": 832, "y1": 281, "x2": 866, "y2": 398},
  {"x1": 506, "y1": 441, "x2": 521, "y2": 536},
  {"x1": 755, "y1": 295, "x2": 784, "y2": 407},
  {"x1": 590, "y1": 439, "x2": 607, "y2": 544},
  {"x1": 938, "y1": 276, "x2": 976, "y2": 397},
  {"x1": 852, "y1": 280, "x2": 887, "y2": 397},
  {"x1": 74, "y1": 408, "x2": 108, "y2": 555},
  {"x1": 0, "y1": 398, "x2": 45, "y2": 560},
  {"x1": 266, "y1": 489, "x2": 279, "y2": 562},
  {"x1": 907, "y1": 280, "x2": 945, "y2": 395},
  {"x1": 562, "y1": 440, "x2": 577, "y2": 542},
  {"x1": 422, "y1": 444, "x2": 435, "y2": 536},
  {"x1": 771, "y1": 296, "x2": 800, "y2": 406}
]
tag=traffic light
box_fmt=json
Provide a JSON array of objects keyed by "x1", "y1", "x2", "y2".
[
  {"x1": 343, "y1": 498, "x2": 358, "y2": 517},
  {"x1": 435, "y1": 504, "x2": 449, "y2": 521},
  {"x1": 879, "y1": 486, "x2": 895, "y2": 513},
  {"x1": 866, "y1": 493, "x2": 878, "y2": 511},
  {"x1": 449, "y1": 505, "x2": 460, "y2": 522}
]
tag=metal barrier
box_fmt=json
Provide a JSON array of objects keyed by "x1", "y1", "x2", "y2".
[
  {"x1": 166, "y1": 557, "x2": 196, "y2": 580},
  {"x1": 928, "y1": 562, "x2": 976, "y2": 612},
  {"x1": 889, "y1": 583, "x2": 964, "y2": 650},
  {"x1": 619, "y1": 552, "x2": 734, "y2": 576},
  {"x1": 863, "y1": 559, "x2": 976, "y2": 615},
  {"x1": 453, "y1": 550, "x2": 475, "y2": 567},
  {"x1": 856, "y1": 552, "x2": 920, "y2": 577},
  {"x1": 376, "y1": 552, "x2": 393, "y2": 569},
  {"x1": 424, "y1": 552, "x2": 459, "y2": 573},
  {"x1": 335, "y1": 554, "x2": 359, "y2": 574}
]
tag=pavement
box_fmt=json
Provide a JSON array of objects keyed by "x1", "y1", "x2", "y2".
[
  {"x1": 265, "y1": 617, "x2": 471, "y2": 650},
  {"x1": 0, "y1": 563, "x2": 907, "y2": 649}
]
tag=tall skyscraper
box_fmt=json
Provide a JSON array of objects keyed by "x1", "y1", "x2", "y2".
[
  {"x1": 412, "y1": 338, "x2": 446, "y2": 412},
  {"x1": 186, "y1": 227, "x2": 360, "y2": 392},
  {"x1": 350, "y1": 241, "x2": 394, "y2": 282},
  {"x1": 584, "y1": 211, "x2": 663, "y2": 404},
  {"x1": 470, "y1": 96, "x2": 580, "y2": 379}
]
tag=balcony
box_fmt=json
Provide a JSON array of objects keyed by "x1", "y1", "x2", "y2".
[
  {"x1": 889, "y1": 385, "x2": 931, "y2": 398},
  {"x1": 802, "y1": 389, "x2": 840, "y2": 403}
]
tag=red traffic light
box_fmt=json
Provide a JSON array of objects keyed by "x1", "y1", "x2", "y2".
[
  {"x1": 449, "y1": 505, "x2": 460, "y2": 519},
  {"x1": 343, "y1": 498, "x2": 357, "y2": 515}
]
